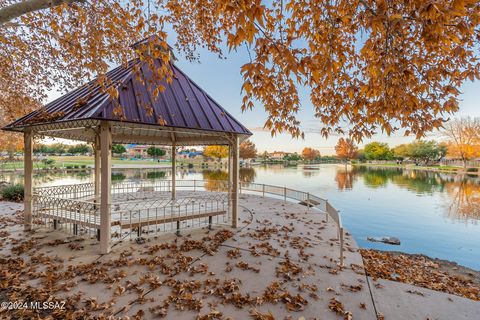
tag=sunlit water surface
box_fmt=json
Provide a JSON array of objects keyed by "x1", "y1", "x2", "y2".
[{"x1": 2, "y1": 164, "x2": 479, "y2": 270}]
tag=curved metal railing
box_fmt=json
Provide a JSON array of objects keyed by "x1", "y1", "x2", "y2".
[{"x1": 33, "y1": 179, "x2": 344, "y2": 265}]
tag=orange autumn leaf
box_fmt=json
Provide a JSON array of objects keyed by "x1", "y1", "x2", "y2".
[{"x1": 1, "y1": 0, "x2": 479, "y2": 140}]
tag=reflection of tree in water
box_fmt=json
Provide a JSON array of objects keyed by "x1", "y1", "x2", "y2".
[
  {"x1": 354, "y1": 166, "x2": 398, "y2": 188},
  {"x1": 31, "y1": 171, "x2": 92, "y2": 186},
  {"x1": 32, "y1": 172, "x2": 57, "y2": 185},
  {"x1": 445, "y1": 178, "x2": 480, "y2": 221},
  {"x1": 335, "y1": 168, "x2": 357, "y2": 190},
  {"x1": 390, "y1": 171, "x2": 445, "y2": 194},
  {"x1": 353, "y1": 166, "x2": 447, "y2": 193},
  {"x1": 302, "y1": 167, "x2": 320, "y2": 178},
  {"x1": 240, "y1": 167, "x2": 256, "y2": 183},
  {"x1": 146, "y1": 171, "x2": 166, "y2": 179},
  {"x1": 353, "y1": 166, "x2": 480, "y2": 221},
  {"x1": 202, "y1": 169, "x2": 228, "y2": 180},
  {"x1": 201, "y1": 168, "x2": 257, "y2": 191},
  {"x1": 202, "y1": 169, "x2": 229, "y2": 191},
  {"x1": 111, "y1": 172, "x2": 126, "y2": 182}
]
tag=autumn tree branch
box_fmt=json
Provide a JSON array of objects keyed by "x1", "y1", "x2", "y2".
[{"x1": 0, "y1": 0, "x2": 85, "y2": 25}]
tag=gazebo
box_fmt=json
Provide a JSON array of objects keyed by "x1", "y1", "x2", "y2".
[{"x1": 3, "y1": 56, "x2": 251, "y2": 254}]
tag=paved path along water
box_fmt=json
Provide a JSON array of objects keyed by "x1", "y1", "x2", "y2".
[{"x1": 0, "y1": 196, "x2": 478, "y2": 319}]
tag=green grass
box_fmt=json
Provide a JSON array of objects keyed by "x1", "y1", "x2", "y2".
[
  {"x1": 353, "y1": 162, "x2": 474, "y2": 172},
  {"x1": 352, "y1": 162, "x2": 404, "y2": 168},
  {"x1": 0, "y1": 156, "x2": 172, "y2": 170},
  {"x1": 424, "y1": 165, "x2": 460, "y2": 170}
]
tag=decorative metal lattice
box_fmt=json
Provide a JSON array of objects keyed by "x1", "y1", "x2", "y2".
[{"x1": 30, "y1": 179, "x2": 343, "y2": 265}]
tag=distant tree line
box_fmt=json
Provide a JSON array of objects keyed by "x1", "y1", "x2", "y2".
[
  {"x1": 357, "y1": 140, "x2": 447, "y2": 165},
  {"x1": 331, "y1": 117, "x2": 480, "y2": 167},
  {"x1": 33, "y1": 143, "x2": 91, "y2": 155},
  {"x1": 202, "y1": 139, "x2": 258, "y2": 160},
  {"x1": 147, "y1": 147, "x2": 166, "y2": 159}
]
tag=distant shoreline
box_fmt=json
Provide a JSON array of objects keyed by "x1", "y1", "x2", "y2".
[
  {"x1": 352, "y1": 162, "x2": 480, "y2": 175},
  {"x1": 0, "y1": 162, "x2": 232, "y2": 173}
]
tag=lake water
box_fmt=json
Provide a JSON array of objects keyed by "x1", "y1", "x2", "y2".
[{"x1": 2, "y1": 164, "x2": 480, "y2": 270}]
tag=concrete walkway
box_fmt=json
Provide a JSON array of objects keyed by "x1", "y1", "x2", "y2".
[{"x1": 0, "y1": 195, "x2": 478, "y2": 319}]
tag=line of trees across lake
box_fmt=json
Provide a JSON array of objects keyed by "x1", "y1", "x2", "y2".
[
  {"x1": 1, "y1": 118, "x2": 479, "y2": 170},
  {"x1": 335, "y1": 118, "x2": 480, "y2": 169},
  {"x1": 33, "y1": 143, "x2": 92, "y2": 155}
]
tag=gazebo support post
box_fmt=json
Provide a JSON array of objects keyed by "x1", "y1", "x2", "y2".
[
  {"x1": 99, "y1": 121, "x2": 112, "y2": 254},
  {"x1": 94, "y1": 134, "x2": 101, "y2": 207},
  {"x1": 23, "y1": 128, "x2": 33, "y2": 231},
  {"x1": 231, "y1": 135, "x2": 239, "y2": 228},
  {"x1": 171, "y1": 140, "x2": 176, "y2": 200},
  {"x1": 227, "y1": 144, "x2": 233, "y2": 213}
]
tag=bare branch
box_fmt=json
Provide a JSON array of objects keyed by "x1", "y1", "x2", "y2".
[{"x1": 0, "y1": 0, "x2": 85, "y2": 25}]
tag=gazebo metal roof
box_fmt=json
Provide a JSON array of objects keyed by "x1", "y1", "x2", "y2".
[{"x1": 4, "y1": 59, "x2": 251, "y2": 145}]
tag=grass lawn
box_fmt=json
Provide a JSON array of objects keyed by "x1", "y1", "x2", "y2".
[
  {"x1": 0, "y1": 156, "x2": 172, "y2": 170},
  {"x1": 353, "y1": 162, "x2": 473, "y2": 172},
  {"x1": 352, "y1": 162, "x2": 407, "y2": 168}
]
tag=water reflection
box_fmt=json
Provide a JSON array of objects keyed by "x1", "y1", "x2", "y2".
[
  {"x1": 354, "y1": 166, "x2": 397, "y2": 189},
  {"x1": 111, "y1": 172, "x2": 127, "y2": 182},
  {"x1": 200, "y1": 168, "x2": 256, "y2": 191},
  {"x1": 335, "y1": 168, "x2": 357, "y2": 191},
  {"x1": 302, "y1": 165, "x2": 321, "y2": 178},
  {"x1": 446, "y1": 179, "x2": 480, "y2": 222},
  {"x1": 352, "y1": 166, "x2": 447, "y2": 194},
  {"x1": 334, "y1": 166, "x2": 480, "y2": 221},
  {"x1": 240, "y1": 167, "x2": 256, "y2": 183},
  {"x1": 1, "y1": 164, "x2": 480, "y2": 268},
  {"x1": 3, "y1": 166, "x2": 479, "y2": 222}
]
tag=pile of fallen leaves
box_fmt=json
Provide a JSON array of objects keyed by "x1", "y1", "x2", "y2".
[{"x1": 360, "y1": 249, "x2": 480, "y2": 301}]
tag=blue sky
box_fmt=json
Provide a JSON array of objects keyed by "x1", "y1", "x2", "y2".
[
  {"x1": 44, "y1": 39, "x2": 480, "y2": 154},
  {"x1": 173, "y1": 46, "x2": 480, "y2": 155}
]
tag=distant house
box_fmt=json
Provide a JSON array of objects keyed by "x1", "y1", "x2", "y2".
[
  {"x1": 268, "y1": 151, "x2": 287, "y2": 160},
  {"x1": 125, "y1": 144, "x2": 149, "y2": 158},
  {"x1": 178, "y1": 150, "x2": 203, "y2": 159}
]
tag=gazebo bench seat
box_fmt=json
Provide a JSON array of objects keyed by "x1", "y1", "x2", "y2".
[
  {"x1": 116, "y1": 210, "x2": 227, "y2": 235},
  {"x1": 117, "y1": 210, "x2": 226, "y2": 228},
  {"x1": 38, "y1": 211, "x2": 101, "y2": 230}
]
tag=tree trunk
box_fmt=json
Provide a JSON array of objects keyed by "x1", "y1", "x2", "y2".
[{"x1": 0, "y1": 0, "x2": 84, "y2": 25}]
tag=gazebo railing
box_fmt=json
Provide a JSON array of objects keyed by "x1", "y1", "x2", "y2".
[
  {"x1": 31, "y1": 179, "x2": 343, "y2": 265},
  {"x1": 32, "y1": 181, "x2": 231, "y2": 241},
  {"x1": 34, "y1": 183, "x2": 96, "y2": 199},
  {"x1": 33, "y1": 180, "x2": 229, "y2": 200},
  {"x1": 111, "y1": 192, "x2": 230, "y2": 240},
  {"x1": 32, "y1": 194, "x2": 100, "y2": 236}
]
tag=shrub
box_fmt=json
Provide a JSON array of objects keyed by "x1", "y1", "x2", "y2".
[
  {"x1": 65, "y1": 165, "x2": 73, "y2": 169},
  {"x1": 1, "y1": 184, "x2": 24, "y2": 202},
  {"x1": 41, "y1": 158, "x2": 55, "y2": 166},
  {"x1": 80, "y1": 165, "x2": 87, "y2": 169},
  {"x1": 146, "y1": 171, "x2": 166, "y2": 179},
  {"x1": 111, "y1": 172, "x2": 126, "y2": 181},
  {"x1": 466, "y1": 167, "x2": 479, "y2": 173},
  {"x1": 73, "y1": 165, "x2": 79, "y2": 169}
]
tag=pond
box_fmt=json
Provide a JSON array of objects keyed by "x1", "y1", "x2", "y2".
[{"x1": 2, "y1": 163, "x2": 479, "y2": 270}]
